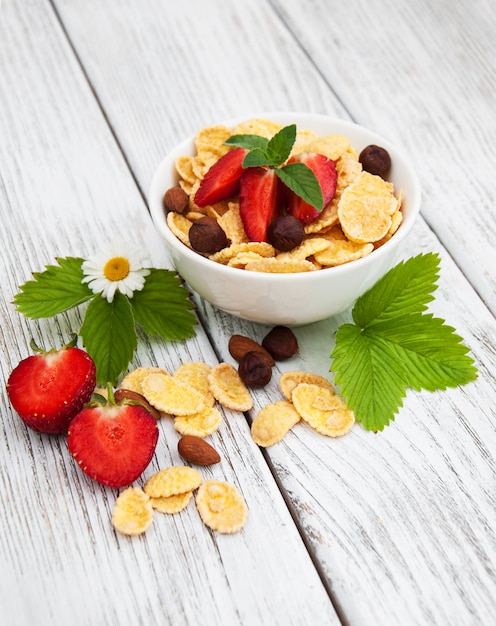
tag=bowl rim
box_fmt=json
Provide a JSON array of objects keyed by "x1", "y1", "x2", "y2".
[{"x1": 149, "y1": 112, "x2": 421, "y2": 282}]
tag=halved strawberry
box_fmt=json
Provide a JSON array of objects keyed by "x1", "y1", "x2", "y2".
[
  {"x1": 194, "y1": 147, "x2": 247, "y2": 207},
  {"x1": 67, "y1": 397, "x2": 159, "y2": 488},
  {"x1": 239, "y1": 167, "x2": 281, "y2": 242},
  {"x1": 6, "y1": 340, "x2": 96, "y2": 435},
  {"x1": 286, "y1": 153, "x2": 338, "y2": 223}
]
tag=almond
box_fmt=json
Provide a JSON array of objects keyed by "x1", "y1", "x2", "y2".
[
  {"x1": 177, "y1": 435, "x2": 221, "y2": 466},
  {"x1": 228, "y1": 334, "x2": 275, "y2": 366}
]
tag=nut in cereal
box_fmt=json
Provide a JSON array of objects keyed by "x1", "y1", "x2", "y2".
[{"x1": 163, "y1": 119, "x2": 403, "y2": 274}]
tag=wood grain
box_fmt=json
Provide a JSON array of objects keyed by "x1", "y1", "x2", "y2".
[
  {"x1": 1, "y1": 0, "x2": 495, "y2": 625},
  {"x1": 0, "y1": 2, "x2": 339, "y2": 625}
]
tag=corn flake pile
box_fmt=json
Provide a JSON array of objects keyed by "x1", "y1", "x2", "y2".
[
  {"x1": 168, "y1": 118, "x2": 403, "y2": 272},
  {"x1": 111, "y1": 361, "x2": 354, "y2": 535}
]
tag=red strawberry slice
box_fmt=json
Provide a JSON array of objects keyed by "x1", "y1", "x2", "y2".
[
  {"x1": 67, "y1": 401, "x2": 159, "y2": 488},
  {"x1": 6, "y1": 342, "x2": 96, "y2": 435},
  {"x1": 286, "y1": 153, "x2": 337, "y2": 223},
  {"x1": 194, "y1": 147, "x2": 247, "y2": 207},
  {"x1": 239, "y1": 167, "x2": 281, "y2": 242}
]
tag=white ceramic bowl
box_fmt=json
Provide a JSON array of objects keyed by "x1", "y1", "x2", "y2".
[{"x1": 149, "y1": 113, "x2": 420, "y2": 325}]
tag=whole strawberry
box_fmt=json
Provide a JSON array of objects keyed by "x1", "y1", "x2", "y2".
[
  {"x1": 6, "y1": 338, "x2": 96, "y2": 435},
  {"x1": 67, "y1": 389, "x2": 159, "y2": 488}
]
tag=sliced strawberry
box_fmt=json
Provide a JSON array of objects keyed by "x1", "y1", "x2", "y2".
[
  {"x1": 286, "y1": 153, "x2": 338, "y2": 223},
  {"x1": 239, "y1": 167, "x2": 281, "y2": 242},
  {"x1": 6, "y1": 343, "x2": 96, "y2": 435},
  {"x1": 194, "y1": 147, "x2": 248, "y2": 207},
  {"x1": 67, "y1": 402, "x2": 159, "y2": 488}
]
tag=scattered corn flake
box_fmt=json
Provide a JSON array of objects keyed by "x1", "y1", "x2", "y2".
[
  {"x1": 111, "y1": 487, "x2": 154, "y2": 536},
  {"x1": 208, "y1": 363, "x2": 253, "y2": 411},
  {"x1": 150, "y1": 491, "x2": 193, "y2": 514},
  {"x1": 144, "y1": 466, "x2": 203, "y2": 499},
  {"x1": 313, "y1": 239, "x2": 374, "y2": 266},
  {"x1": 142, "y1": 372, "x2": 207, "y2": 416},
  {"x1": 120, "y1": 367, "x2": 169, "y2": 394},
  {"x1": 244, "y1": 257, "x2": 317, "y2": 273},
  {"x1": 251, "y1": 400, "x2": 301, "y2": 447},
  {"x1": 279, "y1": 371, "x2": 334, "y2": 401},
  {"x1": 173, "y1": 361, "x2": 215, "y2": 407},
  {"x1": 291, "y1": 383, "x2": 355, "y2": 437},
  {"x1": 167, "y1": 212, "x2": 193, "y2": 247},
  {"x1": 196, "y1": 480, "x2": 248, "y2": 534},
  {"x1": 338, "y1": 171, "x2": 398, "y2": 243},
  {"x1": 174, "y1": 407, "x2": 223, "y2": 437}
]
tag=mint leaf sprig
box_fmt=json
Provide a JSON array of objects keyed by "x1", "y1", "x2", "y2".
[
  {"x1": 13, "y1": 258, "x2": 196, "y2": 386},
  {"x1": 331, "y1": 253, "x2": 478, "y2": 431},
  {"x1": 225, "y1": 124, "x2": 324, "y2": 211}
]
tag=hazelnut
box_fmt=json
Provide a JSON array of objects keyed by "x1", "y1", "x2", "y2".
[
  {"x1": 238, "y1": 351, "x2": 273, "y2": 387},
  {"x1": 358, "y1": 145, "x2": 391, "y2": 179},
  {"x1": 262, "y1": 326, "x2": 299, "y2": 360},
  {"x1": 228, "y1": 334, "x2": 275, "y2": 366},
  {"x1": 188, "y1": 216, "x2": 229, "y2": 254},
  {"x1": 163, "y1": 186, "x2": 189, "y2": 214},
  {"x1": 267, "y1": 215, "x2": 305, "y2": 251}
]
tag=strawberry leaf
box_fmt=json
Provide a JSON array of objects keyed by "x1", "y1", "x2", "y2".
[
  {"x1": 331, "y1": 253, "x2": 478, "y2": 431},
  {"x1": 130, "y1": 269, "x2": 197, "y2": 340},
  {"x1": 80, "y1": 292, "x2": 137, "y2": 386},
  {"x1": 276, "y1": 162, "x2": 324, "y2": 211},
  {"x1": 13, "y1": 257, "x2": 94, "y2": 318}
]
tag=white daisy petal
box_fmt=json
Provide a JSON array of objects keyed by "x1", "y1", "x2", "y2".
[{"x1": 81, "y1": 239, "x2": 151, "y2": 302}]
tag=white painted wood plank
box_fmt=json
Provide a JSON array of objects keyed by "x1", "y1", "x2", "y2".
[
  {"x1": 9, "y1": 0, "x2": 496, "y2": 624},
  {"x1": 49, "y1": 0, "x2": 496, "y2": 625},
  {"x1": 0, "y1": 2, "x2": 339, "y2": 625},
  {"x1": 271, "y1": 0, "x2": 496, "y2": 316}
]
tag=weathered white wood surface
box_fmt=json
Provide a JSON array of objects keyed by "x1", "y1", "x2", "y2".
[
  {"x1": 1, "y1": 0, "x2": 496, "y2": 625},
  {"x1": 0, "y1": 2, "x2": 339, "y2": 625}
]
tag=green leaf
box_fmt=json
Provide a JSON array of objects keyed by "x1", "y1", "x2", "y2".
[
  {"x1": 129, "y1": 268, "x2": 197, "y2": 340},
  {"x1": 276, "y1": 162, "x2": 324, "y2": 211},
  {"x1": 13, "y1": 257, "x2": 94, "y2": 318},
  {"x1": 265, "y1": 124, "x2": 297, "y2": 166},
  {"x1": 332, "y1": 324, "x2": 407, "y2": 431},
  {"x1": 225, "y1": 134, "x2": 269, "y2": 151},
  {"x1": 331, "y1": 253, "x2": 478, "y2": 431},
  {"x1": 79, "y1": 292, "x2": 137, "y2": 386},
  {"x1": 352, "y1": 252, "x2": 440, "y2": 327},
  {"x1": 242, "y1": 148, "x2": 272, "y2": 168}
]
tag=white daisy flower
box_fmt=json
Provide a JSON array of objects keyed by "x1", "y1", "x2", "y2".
[{"x1": 82, "y1": 238, "x2": 151, "y2": 303}]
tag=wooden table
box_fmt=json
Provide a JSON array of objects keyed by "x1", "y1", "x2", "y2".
[{"x1": 1, "y1": 1, "x2": 495, "y2": 624}]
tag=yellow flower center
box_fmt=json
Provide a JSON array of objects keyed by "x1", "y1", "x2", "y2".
[{"x1": 103, "y1": 256, "x2": 130, "y2": 282}]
